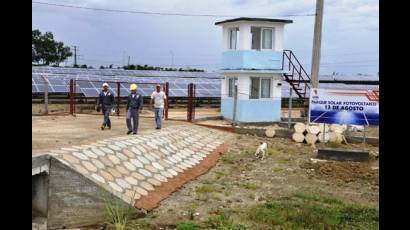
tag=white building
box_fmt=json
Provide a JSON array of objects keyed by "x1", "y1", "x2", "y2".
[{"x1": 215, "y1": 17, "x2": 293, "y2": 122}]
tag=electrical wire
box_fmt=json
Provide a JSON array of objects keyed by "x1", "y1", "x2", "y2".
[{"x1": 32, "y1": 1, "x2": 316, "y2": 18}]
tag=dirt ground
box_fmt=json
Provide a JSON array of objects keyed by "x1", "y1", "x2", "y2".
[
  {"x1": 32, "y1": 114, "x2": 188, "y2": 154},
  {"x1": 132, "y1": 134, "x2": 378, "y2": 229},
  {"x1": 32, "y1": 113, "x2": 379, "y2": 229}
]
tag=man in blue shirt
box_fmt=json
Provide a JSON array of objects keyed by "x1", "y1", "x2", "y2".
[
  {"x1": 126, "y1": 84, "x2": 143, "y2": 135},
  {"x1": 96, "y1": 83, "x2": 116, "y2": 130}
]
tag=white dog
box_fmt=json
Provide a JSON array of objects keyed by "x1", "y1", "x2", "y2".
[{"x1": 255, "y1": 142, "x2": 267, "y2": 160}]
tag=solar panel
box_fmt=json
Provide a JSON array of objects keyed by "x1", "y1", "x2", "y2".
[
  {"x1": 53, "y1": 85, "x2": 68, "y2": 93},
  {"x1": 36, "y1": 85, "x2": 54, "y2": 93},
  {"x1": 32, "y1": 67, "x2": 378, "y2": 98},
  {"x1": 81, "y1": 88, "x2": 100, "y2": 97}
]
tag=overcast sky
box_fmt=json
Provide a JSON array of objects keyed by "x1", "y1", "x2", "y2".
[{"x1": 32, "y1": 0, "x2": 379, "y2": 75}]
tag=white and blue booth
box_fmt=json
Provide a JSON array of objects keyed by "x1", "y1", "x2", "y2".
[{"x1": 215, "y1": 17, "x2": 293, "y2": 122}]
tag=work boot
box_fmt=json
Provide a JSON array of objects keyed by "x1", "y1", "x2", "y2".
[
  {"x1": 133, "y1": 132, "x2": 137, "y2": 135},
  {"x1": 127, "y1": 131, "x2": 132, "y2": 135},
  {"x1": 107, "y1": 126, "x2": 111, "y2": 130},
  {"x1": 101, "y1": 125, "x2": 105, "y2": 130}
]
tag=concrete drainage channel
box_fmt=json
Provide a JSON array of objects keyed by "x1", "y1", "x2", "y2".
[{"x1": 32, "y1": 125, "x2": 234, "y2": 229}]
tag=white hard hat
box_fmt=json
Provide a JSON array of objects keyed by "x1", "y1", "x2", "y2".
[{"x1": 102, "y1": 83, "x2": 109, "y2": 87}]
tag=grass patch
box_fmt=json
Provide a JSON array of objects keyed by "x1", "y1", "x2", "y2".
[
  {"x1": 240, "y1": 182, "x2": 259, "y2": 190},
  {"x1": 272, "y1": 167, "x2": 283, "y2": 173},
  {"x1": 326, "y1": 142, "x2": 344, "y2": 148},
  {"x1": 248, "y1": 193, "x2": 255, "y2": 200},
  {"x1": 241, "y1": 192, "x2": 378, "y2": 229},
  {"x1": 221, "y1": 152, "x2": 245, "y2": 164},
  {"x1": 100, "y1": 190, "x2": 136, "y2": 230},
  {"x1": 176, "y1": 221, "x2": 200, "y2": 230},
  {"x1": 206, "y1": 211, "x2": 248, "y2": 230},
  {"x1": 196, "y1": 185, "x2": 215, "y2": 193}
]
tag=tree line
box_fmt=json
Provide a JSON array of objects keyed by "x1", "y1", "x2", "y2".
[{"x1": 32, "y1": 29, "x2": 204, "y2": 72}]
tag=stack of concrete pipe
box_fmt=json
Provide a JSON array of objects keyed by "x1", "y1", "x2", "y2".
[{"x1": 292, "y1": 122, "x2": 347, "y2": 145}]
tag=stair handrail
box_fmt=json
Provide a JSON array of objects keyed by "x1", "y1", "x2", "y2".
[{"x1": 283, "y1": 50, "x2": 311, "y2": 81}]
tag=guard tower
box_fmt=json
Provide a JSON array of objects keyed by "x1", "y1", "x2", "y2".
[{"x1": 215, "y1": 17, "x2": 293, "y2": 122}]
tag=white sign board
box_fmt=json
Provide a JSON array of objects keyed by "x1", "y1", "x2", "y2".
[{"x1": 309, "y1": 88, "x2": 379, "y2": 126}]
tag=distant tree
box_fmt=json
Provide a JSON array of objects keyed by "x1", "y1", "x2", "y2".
[
  {"x1": 109, "y1": 64, "x2": 113, "y2": 69},
  {"x1": 73, "y1": 64, "x2": 79, "y2": 68},
  {"x1": 88, "y1": 66, "x2": 94, "y2": 69},
  {"x1": 80, "y1": 64, "x2": 87, "y2": 68},
  {"x1": 32, "y1": 29, "x2": 72, "y2": 66},
  {"x1": 100, "y1": 66, "x2": 105, "y2": 69}
]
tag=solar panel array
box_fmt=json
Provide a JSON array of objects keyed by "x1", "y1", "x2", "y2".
[
  {"x1": 282, "y1": 74, "x2": 379, "y2": 98},
  {"x1": 32, "y1": 67, "x2": 378, "y2": 98},
  {"x1": 32, "y1": 67, "x2": 222, "y2": 97}
]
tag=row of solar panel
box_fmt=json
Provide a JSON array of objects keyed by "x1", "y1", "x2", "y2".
[
  {"x1": 281, "y1": 81, "x2": 379, "y2": 98},
  {"x1": 32, "y1": 67, "x2": 222, "y2": 79},
  {"x1": 32, "y1": 75, "x2": 222, "y2": 97}
]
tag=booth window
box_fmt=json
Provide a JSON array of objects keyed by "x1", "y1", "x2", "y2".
[
  {"x1": 250, "y1": 77, "x2": 271, "y2": 99},
  {"x1": 262, "y1": 28, "x2": 273, "y2": 49},
  {"x1": 228, "y1": 77, "x2": 237, "y2": 97},
  {"x1": 229, "y1": 28, "x2": 239, "y2": 50},
  {"x1": 261, "y1": 78, "x2": 271, "y2": 98},
  {"x1": 250, "y1": 77, "x2": 260, "y2": 99}
]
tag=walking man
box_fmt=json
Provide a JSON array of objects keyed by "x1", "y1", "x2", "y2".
[
  {"x1": 96, "y1": 83, "x2": 116, "y2": 130},
  {"x1": 126, "y1": 84, "x2": 143, "y2": 135},
  {"x1": 150, "y1": 84, "x2": 167, "y2": 129}
]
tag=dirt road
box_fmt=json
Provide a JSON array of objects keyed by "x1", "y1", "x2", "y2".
[{"x1": 32, "y1": 114, "x2": 187, "y2": 154}]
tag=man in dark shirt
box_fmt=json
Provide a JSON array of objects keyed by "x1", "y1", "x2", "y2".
[
  {"x1": 126, "y1": 83, "x2": 143, "y2": 135},
  {"x1": 96, "y1": 83, "x2": 116, "y2": 130}
]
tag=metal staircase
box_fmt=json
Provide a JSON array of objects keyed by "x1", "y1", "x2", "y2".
[{"x1": 282, "y1": 50, "x2": 311, "y2": 99}]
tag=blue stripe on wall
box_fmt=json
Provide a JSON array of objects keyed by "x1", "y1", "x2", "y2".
[
  {"x1": 222, "y1": 50, "x2": 283, "y2": 70},
  {"x1": 221, "y1": 98, "x2": 281, "y2": 122}
]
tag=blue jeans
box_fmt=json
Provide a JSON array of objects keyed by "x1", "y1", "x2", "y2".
[
  {"x1": 126, "y1": 108, "x2": 139, "y2": 133},
  {"x1": 102, "y1": 106, "x2": 111, "y2": 128},
  {"x1": 154, "y1": 108, "x2": 163, "y2": 128}
]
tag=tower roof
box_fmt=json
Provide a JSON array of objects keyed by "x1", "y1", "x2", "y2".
[{"x1": 215, "y1": 17, "x2": 293, "y2": 25}]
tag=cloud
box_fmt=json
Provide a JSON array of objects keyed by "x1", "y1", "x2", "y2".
[{"x1": 32, "y1": 0, "x2": 378, "y2": 74}]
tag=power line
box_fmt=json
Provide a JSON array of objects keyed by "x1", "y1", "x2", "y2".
[
  {"x1": 32, "y1": 1, "x2": 316, "y2": 18},
  {"x1": 321, "y1": 59, "x2": 378, "y2": 65}
]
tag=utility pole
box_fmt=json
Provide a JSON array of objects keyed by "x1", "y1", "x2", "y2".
[
  {"x1": 310, "y1": 0, "x2": 324, "y2": 88},
  {"x1": 127, "y1": 56, "x2": 130, "y2": 66},
  {"x1": 73, "y1": 46, "x2": 78, "y2": 66},
  {"x1": 232, "y1": 84, "x2": 238, "y2": 126}
]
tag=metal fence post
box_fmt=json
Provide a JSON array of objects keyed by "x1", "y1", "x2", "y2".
[
  {"x1": 41, "y1": 74, "x2": 49, "y2": 115},
  {"x1": 165, "y1": 82, "x2": 169, "y2": 120},
  {"x1": 187, "y1": 83, "x2": 192, "y2": 122},
  {"x1": 69, "y1": 79, "x2": 74, "y2": 115},
  {"x1": 117, "y1": 82, "x2": 121, "y2": 116},
  {"x1": 288, "y1": 87, "x2": 293, "y2": 129},
  {"x1": 193, "y1": 84, "x2": 196, "y2": 121}
]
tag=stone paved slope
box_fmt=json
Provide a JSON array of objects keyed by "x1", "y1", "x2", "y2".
[{"x1": 44, "y1": 125, "x2": 234, "y2": 204}]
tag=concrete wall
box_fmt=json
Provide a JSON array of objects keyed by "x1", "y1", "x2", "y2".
[
  {"x1": 47, "y1": 158, "x2": 130, "y2": 229},
  {"x1": 220, "y1": 73, "x2": 282, "y2": 122},
  {"x1": 221, "y1": 98, "x2": 281, "y2": 122},
  {"x1": 220, "y1": 21, "x2": 286, "y2": 52},
  {"x1": 221, "y1": 50, "x2": 282, "y2": 70},
  {"x1": 222, "y1": 73, "x2": 282, "y2": 100}
]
